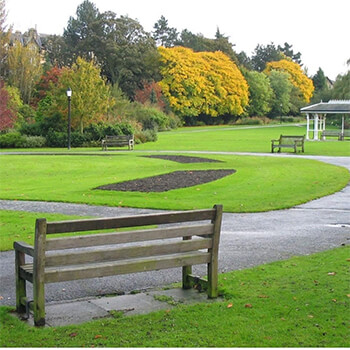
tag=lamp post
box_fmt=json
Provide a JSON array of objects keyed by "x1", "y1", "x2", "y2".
[{"x1": 66, "y1": 88, "x2": 72, "y2": 150}]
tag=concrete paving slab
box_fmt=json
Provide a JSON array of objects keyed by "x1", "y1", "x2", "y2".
[{"x1": 91, "y1": 292, "x2": 172, "y2": 316}]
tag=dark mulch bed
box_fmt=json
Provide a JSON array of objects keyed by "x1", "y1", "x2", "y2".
[
  {"x1": 142, "y1": 155, "x2": 223, "y2": 163},
  {"x1": 96, "y1": 169, "x2": 236, "y2": 192}
]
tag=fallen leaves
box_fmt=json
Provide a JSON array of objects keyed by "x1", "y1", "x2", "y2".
[
  {"x1": 245, "y1": 303, "x2": 253, "y2": 308},
  {"x1": 327, "y1": 272, "x2": 336, "y2": 276},
  {"x1": 69, "y1": 332, "x2": 78, "y2": 337},
  {"x1": 227, "y1": 303, "x2": 233, "y2": 308},
  {"x1": 94, "y1": 335, "x2": 102, "y2": 339}
]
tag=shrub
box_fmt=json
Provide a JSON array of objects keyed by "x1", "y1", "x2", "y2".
[
  {"x1": 46, "y1": 130, "x2": 88, "y2": 148},
  {"x1": 0, "y1": 132, "x2": 46, "y2": 148},
  {"x1": 0, "y1": 132, "x2": 25, "y2": 148},
  {"x1": 134, "y1": 129, "x2": 158, "y2": 144}
]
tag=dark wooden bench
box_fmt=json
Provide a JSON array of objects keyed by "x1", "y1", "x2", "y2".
[
  {"x1": 321, "y1": 130, "x2": 342, "y2": 140},
  {"x1": 341, "y1": 130, "x2": 350, "y2": 140},
  {"x1": 14, "y1": 205, "x2": 222, "y2": 326},
  {"x1": 102, "y1": 135, "x2": 134, "y2": 150},
  {"x1": 271, "y1": 135, "x2": 305, "y2": 153}
]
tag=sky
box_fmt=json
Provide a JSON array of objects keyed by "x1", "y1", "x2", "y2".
[{"x1": 5, "y1": 0, "x2": 350, "y2": 80}]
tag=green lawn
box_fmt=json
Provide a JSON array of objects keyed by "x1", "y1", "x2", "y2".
[
  {"x1": 1, "y1": 125, "x2": 349, "y2": 156},
  {"x1": 136, "y1": 125, "x2": 350, "y2": 156},
  {"x1": 0, "y1": 210, "x2": 91, "y2": 251},
  {"x1": 1, "y1": 246, "x2": 349, "y2": 347},
  {"x1": 0, "y1": 153, "x2": 348, "y2": 213}
]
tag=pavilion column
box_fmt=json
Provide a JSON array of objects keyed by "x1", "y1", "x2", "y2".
[
  {"x1": 341, "y1": 115, "x2": 345, "y2": 133},
  {"x1": 306, "y1": 114, "x2": 310, "y2": 140},
  {"x1": 314, "y1": 114, "x2": 319, "y2": 140}
]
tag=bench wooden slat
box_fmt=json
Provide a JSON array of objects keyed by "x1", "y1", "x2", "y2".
[
  {"x1": 43, "y1": 251, "x2": 211, "y2": 283},
  {"x1": 271, "y1": 135, "x2": 305, "y2": 153},
  {"x1": 46, "y1": 209, "x2": 215, "y2": 234},
  {"x1": 46, "y1": 224, "x2": 213, "y2": 250},
  {"x1": 45, "y1": 237, "x2": 213, "y2": 267}
]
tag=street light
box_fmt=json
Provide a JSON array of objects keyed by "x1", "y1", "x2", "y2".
[{"x1": 66, "y1": 88, "x2": 72, "y2": 150}]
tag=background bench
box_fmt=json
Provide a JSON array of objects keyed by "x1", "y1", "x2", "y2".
[
  {"x1": 14, "y1": 205, "x2": 222, "y2": 326},
  {"x1": 271, "y1": 135, "x2": 305, "y2": 153},
  {"x1": 321, "y1": 130, "x2": 342, "y2": 140},
  {"x1": 102, "y1": 135, "x2": 134, "y2": 150}
]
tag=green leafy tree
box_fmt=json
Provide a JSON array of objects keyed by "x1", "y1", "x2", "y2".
[
  {"x1": 278, "y1": 42, "x2": 302, "y2": 65},
  {"x1": 332, "y1": 70, "x2": 350, "y2": 99},
  {"x1": 152, "y1": 16, "x2": 179, "y2": 47},
  {"x1": 7, "y1": 41, "x2": 42, "y2": 104},
  {"x1": 312, "y1": 68, "x2": 327, "y2": 91},
  {"x1": 268, "y1": 70, "x2": 293, "y2": 117},
  {"x1": 251, "y1": 42, "x2": 284, "y2": 72},
  {"x1": 52, "y1": 57, "x2": 114, "y2": 133},
  {"x1": 0, "y1": 0, "x2": 11, "y2": 79},
  {"x1": 244, "y1": 70, "x2": 273, "y2": 116}
]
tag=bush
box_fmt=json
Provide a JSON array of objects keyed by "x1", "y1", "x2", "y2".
[
  {"x1": 21, "y1": 136, "x2": 46, "y2": 148},
  {"x1": 0, "y1": 132, "x2": 25, "y2": 148},
  {"x1": 46, "y1": 130, "x2": 88, "y2": 148},
  {"x1": 134, "y1": 129, "x2": 158, "y2": 144},
  {"x1": 235, "y1": 117, "x2": 271, "y2": 125},
  {"x1": 0, "y1": 132, "x2": 46, "y2": 148}
]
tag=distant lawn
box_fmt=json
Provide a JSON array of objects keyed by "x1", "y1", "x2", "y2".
[
  {"x1": 1, "y1": 246, "x2": 349, "y2": 347},
  {"x1": 0, "y1": 153, "x2": 348, "y2": 213},
  {"x1": 136, "y1": 125, "x2": 350, "y2": 156},
  {"x1": 0, "y1": 210, "x2": 90, "y2": 251},
  {"x1": 1, "y1": 125, "x2": 349, "y2": 156}
]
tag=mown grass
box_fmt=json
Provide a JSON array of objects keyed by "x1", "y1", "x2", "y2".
[
  {"x1": 1, "y1": 125, "x2": 349, "y2": 156},
  {"x1": 1, "y1": 246, "x2": 349, "y2": 347},
  {"x1": 0, "y1": 153, "x2": 348, "y2": 213},
  {"x1": 136, "y1": 125, "x2": 350, "y2": 156},
  {"x1": 0, "y1": 210, "x2": 92, "y2": 251}
]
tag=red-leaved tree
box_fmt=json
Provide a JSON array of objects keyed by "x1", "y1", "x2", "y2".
[
  {"x1": 134, "y1": 81, "x2": 166, "y2": 110},
  {"x1": 0, "y1": 80, "x2": 17, "y2": 131}
]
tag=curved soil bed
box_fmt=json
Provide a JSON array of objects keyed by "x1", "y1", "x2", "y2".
[
  {"x1": 142, "y1": 155, "x2": 223, "y2": 163},
  {"x1": 96, "y1": 169, "x2": 236, "y2": 192}
]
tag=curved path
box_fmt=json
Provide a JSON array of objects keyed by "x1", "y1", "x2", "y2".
[{"x1": 0, "y1": 153, "x2": 349, "y2": 306}]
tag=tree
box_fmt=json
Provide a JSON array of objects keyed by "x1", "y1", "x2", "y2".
[
  {"x1": 278, "y1": 42, "x2": 302, "y2": 65},
  {"x1": 264, "y1": 59, "x2": 314, "y2": 102},
  {"x1": 312, "y1": 67, "x2": 327, "y2": 91},
  {"x1": 7, "y1": 41, "x2": 42, "y2": 103},
  {"x1": 177, "y1": 29, "x2": 238, "y2": 63},
  {"x1": 268, "y1": 70, "x2": 293, "y2": 117},
  {"x1": 52, "y1": 57, "x2": 114, "y2": 133},
  {"x1": 244, "y1": 70, "x2": 273, "y2": 116},
  {"x1": 152, "y1": 16, "x2": 178, "y2": 47},
  {"x1": 134, "y1": 81, "x2": 166, "y2": 110},
  {"x1": 0, "y1": 79, "x2": 17, "y2": 131},
  {"x1": 158, "y1": 47, "x2": 248, "y2": 117},
  {"x1": 251, "y1": 42, "x2": 284, "y2": 72},
  {"x1": 332, "y1": 70, "x2": 350, "y2": 99},
  {"x1": 0, "y1": 0, "x2": 11, "y2": 78}
]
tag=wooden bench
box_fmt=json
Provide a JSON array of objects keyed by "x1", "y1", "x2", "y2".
[
  {"x1": 271, "y1": 135, "x2": 305, "y2": 153},
  {"x1": 14, "y1": 205, "x2": 222, "y2": 326},
  {"x1": 102, "y1": 135, "x2": 134, "y2": 150},
  {"x1": 341, "y1": 130, "x2": 350, "y2": 140},
  {"x1": 321, "y1": 130, "x2": 342, "y2": 141}
]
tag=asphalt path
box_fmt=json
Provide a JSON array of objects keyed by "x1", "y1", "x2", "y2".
[{"x1": 0, "y1": 153, "x2": 349, "y2": 306}]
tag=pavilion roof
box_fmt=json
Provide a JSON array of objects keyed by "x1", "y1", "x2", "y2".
[{"x1": 300, "y1": 100, "x2": 350, "y2": 114}]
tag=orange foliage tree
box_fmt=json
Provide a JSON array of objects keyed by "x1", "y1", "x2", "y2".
[
  {"x1": 264, "y1": 59, "x2": 314, "y2": 102},
  {"x1": 158, "y1": 46, "x2": 248, "y2": 117}
]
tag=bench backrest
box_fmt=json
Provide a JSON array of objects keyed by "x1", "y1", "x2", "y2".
[
  {"x1": 279, "y1": 135, "x2": 304, "y2": 145},
  {"x1": 105, "y1": 135, "x2": 133, "y2": 141},
  {"x1": 33, "y1": 206, "x2": 222, "y2": 282}
]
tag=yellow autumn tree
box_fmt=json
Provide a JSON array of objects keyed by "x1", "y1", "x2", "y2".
[
  {"x1": 158, "y1": 46, "x2": 249, "y2": 117},
  {"x1": 264, "y1": 59, "x2": 314, "y2": 102}
]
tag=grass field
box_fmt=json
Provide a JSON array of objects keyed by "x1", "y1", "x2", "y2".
[
  {"x1": 1, "y1": 246, "x2": 349, "y2": 347},
  {"x1": 0, "y1": 153, "x2": 348, "y2": 213},
  {"x1": 1, "y1": 125, "x2": 349, "y2": 156}
]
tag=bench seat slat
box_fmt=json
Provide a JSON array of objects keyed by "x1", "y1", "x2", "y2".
[
  {"x1": 46, "y1": 209, "x2": 215, "y2": 234},
  {"x1": 21, "y1": 251, "x2": 211, "y2": 283},
  {"x1": 46, "y1": 224, "x2": 214, "y2": 250},
  {"x1": 45, "y1": 237, "x2": 213, "y2": 267}
]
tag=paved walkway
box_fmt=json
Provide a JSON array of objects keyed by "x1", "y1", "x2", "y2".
[{"x1": 1, "y1": 152, "x2": 349, "y2": 325}]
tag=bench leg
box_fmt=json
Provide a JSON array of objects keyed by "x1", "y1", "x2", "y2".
[
  {"x1": 33, "y1": 279, "x2": 45, "y2": 326},
  {"x1": 15, "y1": 250, "x2": 26, "y2": 314},
  {"x1": 182, "y1": 236, "x2": 192, "y2": 289},
  {"x1": 207, "y1": 261, "x2": 218, "y2": 298}
]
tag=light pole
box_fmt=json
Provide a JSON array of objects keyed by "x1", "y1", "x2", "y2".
[{"x1": 66, "y1": 88, "x2": 72, "y2": 150}]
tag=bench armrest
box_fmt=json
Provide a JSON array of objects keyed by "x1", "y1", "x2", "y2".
[{"x1": 14, "y1": 241, "x2": 34, "y2": 257}]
